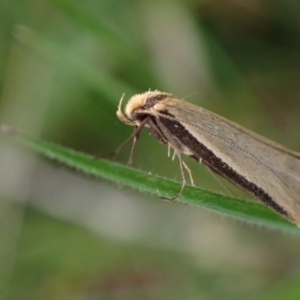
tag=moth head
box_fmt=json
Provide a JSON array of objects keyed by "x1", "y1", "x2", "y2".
[{"x1": 116, "y1": 90, "x2": 170, "y2": 126}]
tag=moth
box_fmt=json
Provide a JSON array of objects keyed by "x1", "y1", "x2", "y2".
[{"x1": 116, "y1": 90, "x2": 300, "y2": 225}]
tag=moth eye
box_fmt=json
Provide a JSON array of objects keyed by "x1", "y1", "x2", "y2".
[
  {"x1": 144, "y1": 94, "x2": 168, "y2": 109},
  {"x1": 129, "y1": 108, "x2": 147, "y2": 122}
]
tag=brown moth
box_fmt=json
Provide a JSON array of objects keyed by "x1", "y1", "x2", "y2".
[{"x1": 116, "y1": 90, "x2": 300, "y2": 225}]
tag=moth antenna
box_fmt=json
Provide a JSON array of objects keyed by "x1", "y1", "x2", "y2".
[{"x1": 182, "y1": 92, "x2": 198, "y2": 100}]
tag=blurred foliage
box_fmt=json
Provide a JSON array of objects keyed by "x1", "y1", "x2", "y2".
[{"x1": 1, "y1": 0, "x2": 300, "y2": 299}]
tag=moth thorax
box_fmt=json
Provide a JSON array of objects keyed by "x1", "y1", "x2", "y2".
[
  {"x1": 125, "y1": 90, "x2": 166, "y2": 119},
  {"x1": 125, "y1": 95, "x2": 147, "y2": 120}
]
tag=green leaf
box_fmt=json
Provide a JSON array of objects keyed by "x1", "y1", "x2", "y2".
[{"x1": 1, "y1": 125, "x2": 298, "y2": 232}]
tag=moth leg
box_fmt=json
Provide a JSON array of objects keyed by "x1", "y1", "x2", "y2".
[
  {"x1": 183, "y1": 160, "x2": 195, "y2": 186},
  {"x1": 160, "y1": 153, "x2": 187, "y2": 202},
  {"x1": 127, "y1": 131, "x2": 138, "y2": 165},
  {"x1": 99, "y1": 117, "x2": 149, "y2": 162},
  {"x1": 171, "y1": 149, "x2": 177, "y2": 161}
]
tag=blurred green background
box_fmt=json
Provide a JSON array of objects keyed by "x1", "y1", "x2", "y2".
[{"x1": 1, "y1": 0, "x2": 300, "y2": 299}]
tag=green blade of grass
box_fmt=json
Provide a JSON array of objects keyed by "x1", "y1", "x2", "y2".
[
  {"x1": 13, "y1": 26, "x2": 135, "y2": 102},
  {"x1": 46, "y1": 0, "x2": 159, "y2": 87},
  {"x1": 47, "y1": 0, "x2": 143, "y2": 60},
  {"x1": 1, "y1": 125, "x2": 298, "y2": 231}
]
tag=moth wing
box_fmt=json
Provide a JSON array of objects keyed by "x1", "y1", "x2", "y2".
[{"x1": 160, "y1": 98, "x2": 300, "y2": 222}]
